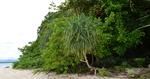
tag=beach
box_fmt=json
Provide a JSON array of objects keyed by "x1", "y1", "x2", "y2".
[
  {"x1": 0, "y1": 68, "x2": 48, "y2": 79},
  {"x1": 0, "y1": 68, "x2": 127, "y2": 79}
]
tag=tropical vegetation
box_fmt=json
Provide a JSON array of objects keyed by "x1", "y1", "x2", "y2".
[{"x1": 13, "y1": 0, "x2": 150, "y2": 76}]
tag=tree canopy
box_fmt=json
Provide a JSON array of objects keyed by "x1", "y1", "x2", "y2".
[{"x1": 13, "y1": 0, "x2": 150, "y2": 74}]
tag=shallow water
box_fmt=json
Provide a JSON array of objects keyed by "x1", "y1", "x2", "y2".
[{"x1": 0, "y1": 63, "x2": 12, "y2": 68}]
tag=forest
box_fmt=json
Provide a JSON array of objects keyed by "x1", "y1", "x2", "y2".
[{"x1": 13, "y1": 0, "x2": 150, "y2": 78}]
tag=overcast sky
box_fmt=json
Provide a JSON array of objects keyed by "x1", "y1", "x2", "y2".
[{"x1": 0, "y1": 0, "x2": 64, "y2": 59}]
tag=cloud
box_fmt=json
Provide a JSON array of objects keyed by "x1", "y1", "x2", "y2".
[{"x1": 0, "y1": 0, "x2": 52, "y2": 59}]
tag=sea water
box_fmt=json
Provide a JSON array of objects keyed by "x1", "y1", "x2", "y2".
[{"x1": 0, "y1": 63, "x2": 12, "y2": 68}]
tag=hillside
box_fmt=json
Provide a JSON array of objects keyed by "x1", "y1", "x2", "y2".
[{"x1": 13, "y1": 0, "x2": 150, "y2": 78}]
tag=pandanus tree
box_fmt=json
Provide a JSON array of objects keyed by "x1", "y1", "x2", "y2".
[{"x1": 63, "y1": 14, "x2": 101, "y2": 73}]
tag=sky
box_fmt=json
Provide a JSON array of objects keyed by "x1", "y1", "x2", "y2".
[{"x1": 0, "y1": 0, "x2": 64, "y2": 60}]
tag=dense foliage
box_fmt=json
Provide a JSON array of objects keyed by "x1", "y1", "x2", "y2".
[{"x1": 14, "y1": 0, "x2": 150, "y2": 74}]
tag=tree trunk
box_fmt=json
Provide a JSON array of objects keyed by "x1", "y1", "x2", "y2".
[{"x1": 82, "y1": 52, "x2": 97, "y2": 75}]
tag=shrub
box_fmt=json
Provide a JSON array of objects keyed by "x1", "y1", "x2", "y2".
[{"x1": 98, "y1": 68, "x2": 110, "y2": 76}]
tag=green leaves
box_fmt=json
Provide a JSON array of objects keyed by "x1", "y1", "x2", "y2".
[
  {"x1": 64, "y1": 14, "x2": 100, "y2": 56},
  {"x1": 13, "y1": 0, "x2": 147, "y2": 73}
]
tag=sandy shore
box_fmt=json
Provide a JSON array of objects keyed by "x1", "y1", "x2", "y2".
[
  {"x1": 0, "y1": 68, "x2": 48, "y2": 79},
  {"x1": 0, "y1": 68, "x2": 127, "y2": 79}
]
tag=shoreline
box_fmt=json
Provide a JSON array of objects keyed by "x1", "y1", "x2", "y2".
[{"x1": 0, "y1": 68, "x2": 127, "y2": 79}]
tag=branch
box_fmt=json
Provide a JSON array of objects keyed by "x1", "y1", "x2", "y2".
[{"x1": 135, "y1": 24, "x2": 150, "y2": 30}]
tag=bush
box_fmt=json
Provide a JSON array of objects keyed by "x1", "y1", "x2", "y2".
[
  {"x1": 98, "y1": 68, "x2": 110, "y2": 76},
  {"x1": 134, "y1": 58, "x2": 145, "y2": 67}
]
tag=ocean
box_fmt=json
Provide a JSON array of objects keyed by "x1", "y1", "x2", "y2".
[{"x1": 0, "y1": 63, "x2": 13, "y2": 68}]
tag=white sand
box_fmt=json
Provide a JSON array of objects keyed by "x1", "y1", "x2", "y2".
[
  {"x1": 0, "y1": 68, "x2": 127, "y2": 79},
  {"x1": 0, "y1": 68, "x2": 48, "y2": 79}
]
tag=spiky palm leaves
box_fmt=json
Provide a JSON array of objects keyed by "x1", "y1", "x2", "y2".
[{"x1": 63, "y1": 14, "x2": 101, "y2": 71}]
